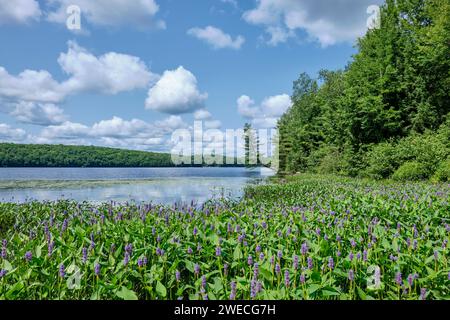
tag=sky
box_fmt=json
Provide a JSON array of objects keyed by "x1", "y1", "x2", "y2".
[{"x1": 0, "y1": 0, "x2": 384, "y2": 152}]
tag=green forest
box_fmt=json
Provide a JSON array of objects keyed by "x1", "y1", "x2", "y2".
[
  {"x1": 277, "y1": 0, "x2": 450, "y2": 182},
  {"x1": 0, "y1": 143, "x2": 174, "y2": 167}
]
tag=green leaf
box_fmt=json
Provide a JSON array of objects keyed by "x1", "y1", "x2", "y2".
[
  {"x1": 156, "y1": 281, "x2": 167, "y2": 298},
  {"x1": 233, "y1": 245, "x2": 243, "y2": 261},
  {"x1": 116, "y1": 286, "x2": 138, "y2": 300},
  {"x1": 2, "y1": 260, "x2": 12, "y2": 271}
]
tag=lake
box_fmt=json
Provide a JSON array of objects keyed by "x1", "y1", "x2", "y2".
[{"x1": 0, "y1": 167, "x2": 274, "y2": 204}]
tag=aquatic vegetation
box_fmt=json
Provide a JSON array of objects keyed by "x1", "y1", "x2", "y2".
[{"x1": 0, "y1": 175, "x2": 449, "y2": 300}]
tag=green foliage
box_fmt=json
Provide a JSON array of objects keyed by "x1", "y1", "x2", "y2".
[
  {"x1": 392, "y1": 161, "x2": 430, "y2": 181},
  {"x1": 277, "y1": 0, "x2": 450, "y2": 179},
  {"x1": 0, "y1": 143, "x2": 173, "y2": 167},
  {"x1": 1, "y1": 175, "x2": 449, "y2": 300},
  {"x1": 432, "y1": 159, "x2": 450, "y2": 182}
]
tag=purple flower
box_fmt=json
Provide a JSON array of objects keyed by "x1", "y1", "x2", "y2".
[
  {"x1": 176, "y1": 270, "x2": 181, "y2": 282},
  {"x1": 316, "y1": 228, "x2": 321, "y2": 236},
  {"x1": 293, "y1": 255, "x2": 299, "y2": 270},
  {"x1": 348, "y1": 269, "x2": 354, "y2": 282},
  {"x1": 259, "y1": 252, "x2": 265, "y2": 261},
  {"x1": 434, "y1": 250, "x2": 439, "y2": 261},
  {"x1": 25, "y1": 251, "x2": 32, "y2": 262},
  {"x1": 215, "y1": 246, "x2": 222, "y2": 257},
  {"x1": 284, "y1": 270, "x2": 290, "y2": 287},
  {"x1": 350, "y1": 239, "x2": 356, "y2": 248},
  {"x1": 0, "y1": 269, "x2": 7, "y2": 278},
  {"x1": 275, "y1": 263, "x2": 281, "y2": 275},
  {"x1": 125, "y1": 243, "x2": 133, "y2": 254},
  {"x1": 407, "y1": 274, "x2": 414, "y2": 287},
  {"x1": 277, "y1": 250, "x2": 283, "y2": 259},
  {"x1": 250, "y1": 280, "x2": 257, "y2": 299},
  {"x1": 300, "y1": 241, "x2": 307, "y2": 255},
  {"x1": 137, "y1": 258, "x2": 144, "y2": 268},
  {"x1": 297, "y1": 272, "x2": 305, "y2": 285},
  {"x1": 420, "y1": 288, "x2": 427, "y2": 300},
  {"x1": 187, "y1": 247, "x2": 193, "y2": 254},
  {"x1": 230, "y1": 281, "x2": 237, "y2": 300},
  {"x1": 253, "y1": 263, "x2": 259, "y2": 279},
  {"x1": 123, "y1": 252, "x2": 130, "y2": 266},
  {"x1": 395, "y1": 272, "x2": 402, "y2": 286},
  {"x1": 82, "y1": 247, "x2": 88, "y2": 264},
  {"x1": 328, "y1": 257, "x2": 334, "y2": 270},
  {"x1": 363, "y1": 250, "x2": 368, "y2": 262},
  {"x1": 224, "y1": 263, "x2": 229, "y2": 276},
  {"x1": 349, "y1": 252, "x2": 354, "y2": 262},
  {"x1": 201, "y1": 275, "x2": 207, "y2": 288},
  {"x1": 59, "y1": 264, "x2": 65, "y2": 278},
  {"x1": 197, "y1": 243, "x2": 202, "y2": 252},
  {"x1": 194, "y1": 263, "x2": 200, "y2": 275},
  {"x1": 248, "y1": 255, "x2": 253, "y2": 266},
  {"x1": 95, "y1": 263, "x2": 101, "y2": 276},
  {"x1": 193, "y1": 227, "x2": 198, "y2": 236},
  {"x1": 1, "y1": 239, "x2": 7, "y2": 259},
  {"x1": 256, "y1": 245, "x2": 261, "y2": 253},
  {"x1": 307, "y1": 257, "x2": 313, "y2": 270}
]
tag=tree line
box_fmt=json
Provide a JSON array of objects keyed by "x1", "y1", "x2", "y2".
[{"x1": 277, "y1": 0, "x2": 449, "y2": 181}]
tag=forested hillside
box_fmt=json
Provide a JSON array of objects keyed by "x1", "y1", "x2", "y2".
[
  {"x1": 277, "y1": 0, "x2": 450, "y2": 181},
  {"x1": 0, "y1": 143, "x2": 173, "y2": 167}
]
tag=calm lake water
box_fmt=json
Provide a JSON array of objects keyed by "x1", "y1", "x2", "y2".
[{"x1": 0, "y1": 167, "x2": 274, "y2": 204}]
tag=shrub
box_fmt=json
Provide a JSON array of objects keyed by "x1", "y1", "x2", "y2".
[
  {"x1": 392, "y1": 161, "x2": 430, "y2": 181},
  {"x1": 432, "y1": 159, "x2": 450, "y2": 182}
]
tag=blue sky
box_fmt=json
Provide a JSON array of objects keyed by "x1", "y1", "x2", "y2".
[{"x1": 0, "y1": 0, "x2": 383, "y2": 152}]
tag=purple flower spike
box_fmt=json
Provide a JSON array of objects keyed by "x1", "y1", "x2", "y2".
[
  {"x1": 176, "y1": 270, "x2": 181, "y2": 282},
  {"x1": 307, "y1": 257, "x2": 313, "y2": 270},
  {"x1": 215, "y1": 247, "x2": 222, "y2": 257},
  {"x1": 25, "y1": 251, "x2": 32, "y2": 262},
  {"x1": 407, "y1": 274, "x2": 414, "y2": 287},
  {"x1": 348, "y1": 269, "x2": 354, "y2": 282},
  {"x1": 420, "y1": 288, "x2": 427, "y2": 300},
  {"x1": 395, "y1": 272, "x2": 402, "y2": 286},
  {"x1": 277, "y1": 250, "x2": 283, "y2": 259},
  {"x1": 300, "y1": 273, "x2": 306, "y2": 284},
  {"x1": 59, "y1": 264, "x2": 65, "y2": 278},
  {"x1": 123, "y1": 252, "x2": 130, "y2": 266},
  {"x1": 0, "y1": 269, "x2": 7, "y2": 278},
  {"x1": 1, "y1": 239, "x2": 7, "y2": 259},
  {"x1": 284, "y1": 270, "x2": 290, "y2": 287},
  {"x1": 275, "y1": 263, "x2": 281, "y2": 275},
  {"x1": 301, "y1": 242, "x2": 308, "y2": 256},
  {"x1": 82, "y1": 247, "x2": 88, "y2": 264},
  {"x1": 201, "y1": 275, "x2": 207, "y2": 288},
  {"x1": 328, "y1": 257, "x2": 334, "y2": 270},
  {"x1": 194, "y1": 264, "x2": 200, "y2": 275},
  {"x1": 247, "y1": 255, "x2": 253, "y2": 266},
  {"x1": 95, "y1": 263, "x2": 101, "y2": 276},
  {"x1": 230, "y1": 281, "x2": 237, "y2": 300}
]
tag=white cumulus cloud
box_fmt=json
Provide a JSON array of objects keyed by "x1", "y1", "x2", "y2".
[
  {"x1": 9, "y1": 101, "x2": 67, "y2": 126},
  {"x1": 243, "y1": 0, "x2": 384, "y2": 47},
  {"x1": 187, "y1": 26, "x2": 245, "y2": 50},
  {"x1": 237, "y1": 94, "x2": 292, "y2": 128},
  {"x1": 0, "y1": 0, "x2": 41, "y2": 25},
  {"x1": 0, "y1": 123, "x2": 27, "y2": 141},
  {"x1": 46, "y1": 0, "x2": 164, "y2": 29},
  {"x1": 145, "y1": 66, "x2": 208, "y2": 114}
]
